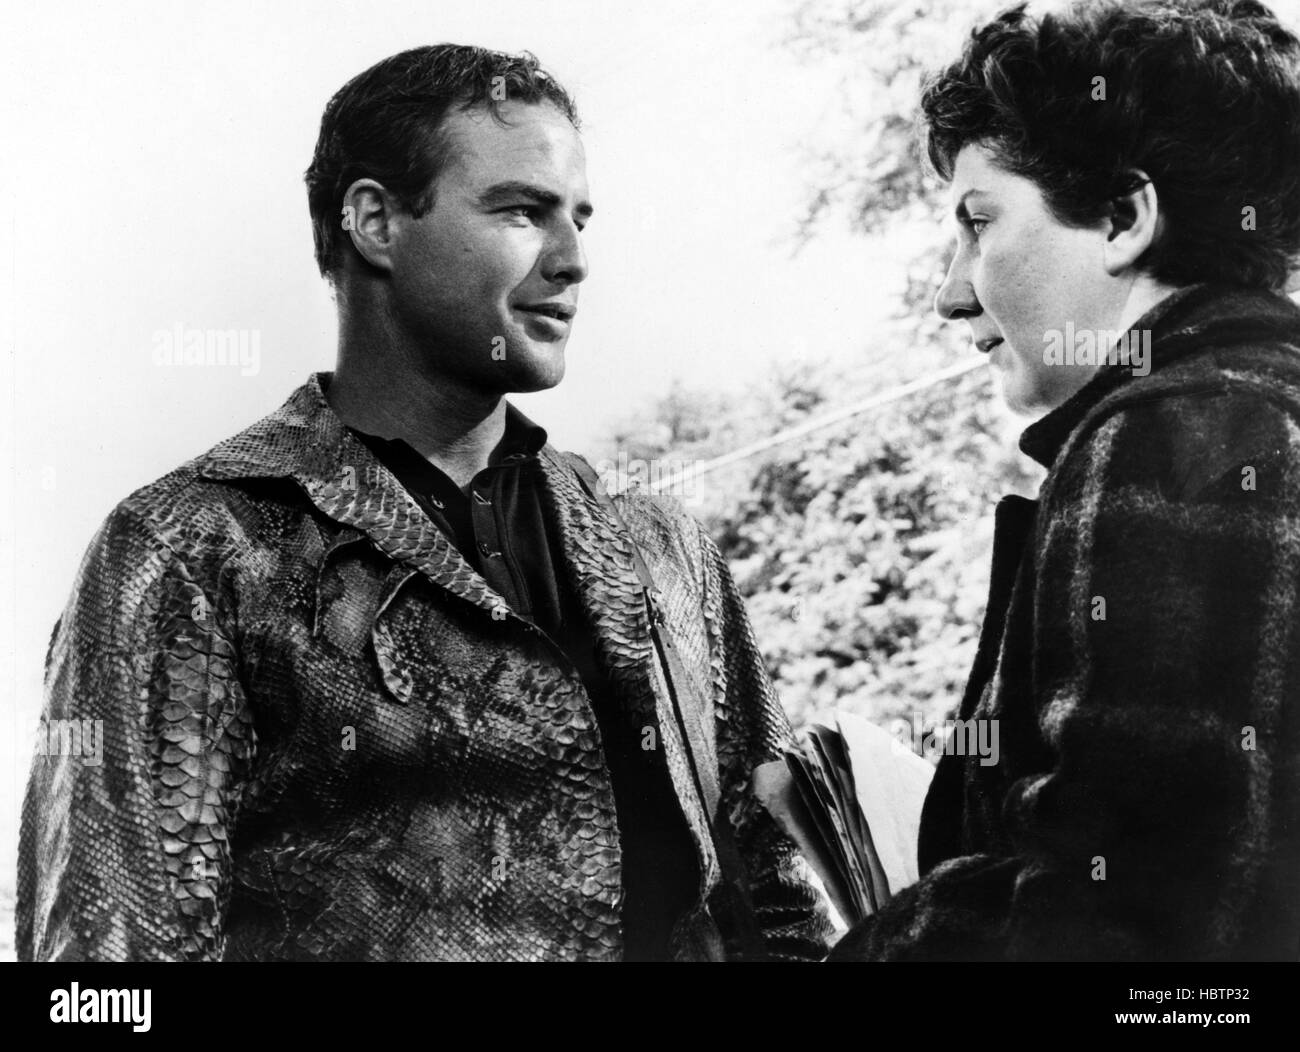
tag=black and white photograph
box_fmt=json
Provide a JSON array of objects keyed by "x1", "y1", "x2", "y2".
[{"x1": 3, "y1": 0, "x2": 1299, "y2": 1025}]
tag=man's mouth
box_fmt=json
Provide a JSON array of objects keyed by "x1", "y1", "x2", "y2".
[
  {"x1": 976, "y1": 336, "x2": 1004, "y2": 354},
  {"x1": 516, "y1": 302, "x2": 576, "y2": 323}
]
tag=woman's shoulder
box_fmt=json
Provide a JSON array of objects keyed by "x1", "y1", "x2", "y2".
[{"x1": 1055, "y1": 337, "x2": 1300, "y2": 507}]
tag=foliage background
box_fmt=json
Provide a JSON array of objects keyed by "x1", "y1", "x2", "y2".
[{"x1": 593, "y1": 0, "x2": 1042, "y2": 734}]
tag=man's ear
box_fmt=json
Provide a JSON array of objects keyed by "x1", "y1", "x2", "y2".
[
  {"x1": 1102, "y1": 170, "x2": 1161, "y2": 276},
  {"x1": 340, "y1": 178, "x2": 398, "y2": 273}
]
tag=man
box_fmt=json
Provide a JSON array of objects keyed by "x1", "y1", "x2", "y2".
[
  {"x1": 17, "y1": 44, "x2": 832, "y2": 962},
  {"x1": 830, "y1": 0, "x2": 1300, "y2": 961}
]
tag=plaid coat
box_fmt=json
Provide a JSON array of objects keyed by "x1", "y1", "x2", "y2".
[
  {"x1": 17, "y1": 373, "x2": 832, "y2": 962},
  {"x1": 831, "y1": 283, "x2": 1300, "y2": 961}
]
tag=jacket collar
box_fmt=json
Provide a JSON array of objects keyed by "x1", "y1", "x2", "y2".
[
  {"x1": 1018, "y1": 283, "x2": 1300, "y2": 469},
  {"x1": 197, "y1": 374, "x2": 660, "y2": 649},
  {"x1": 199, "y1": 372, "x2": 514, "y2": 617}
]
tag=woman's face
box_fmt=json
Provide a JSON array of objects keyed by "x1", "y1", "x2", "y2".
[{"x1": 934, "y1": 143, "x2": 1128, "y2": 416}]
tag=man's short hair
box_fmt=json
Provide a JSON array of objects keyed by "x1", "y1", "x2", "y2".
[
  {"x1": 921, "y1": 0, "x2": 1300, "y2": 290},
  {"x1": 305, "y1": 44, "x2": 580, "y2": 279}
]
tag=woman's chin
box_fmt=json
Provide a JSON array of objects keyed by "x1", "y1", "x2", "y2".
[
  {"x1": 994, "y1": 366, "x2": 1063, "y2": 419},
  {"x1": 992, "y1": 368, "x2": 1033, "y2": 418}
]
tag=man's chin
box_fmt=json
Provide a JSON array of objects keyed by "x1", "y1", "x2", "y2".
[{"x1": 496, "y1": 349, "x2": 566, "y2": 393}]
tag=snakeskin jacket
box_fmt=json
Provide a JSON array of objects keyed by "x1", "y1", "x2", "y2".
[{"x1": 17, "y1": 373, "x2": 833, "y2": 962}]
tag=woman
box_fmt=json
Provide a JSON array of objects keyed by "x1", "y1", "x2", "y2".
[{"x1": 830, "y1": 0, "x2": 1300, "y2": 960}]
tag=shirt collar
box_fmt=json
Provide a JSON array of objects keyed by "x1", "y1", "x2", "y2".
[
  {"x1": 348, "y1": 402, "x2": 548, "y2": 496},
  {"x1": 500, "y1": 402, "x2": 549, "y2": 458}
]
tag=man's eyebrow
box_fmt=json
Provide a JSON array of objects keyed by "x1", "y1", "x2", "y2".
[{"x1": 478, "y1": 181, "x2": 594, "y2": 219}]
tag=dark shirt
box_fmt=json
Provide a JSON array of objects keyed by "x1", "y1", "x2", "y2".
[{"x1": 347, "y1": 405, "x2": 699, "y2": 960}]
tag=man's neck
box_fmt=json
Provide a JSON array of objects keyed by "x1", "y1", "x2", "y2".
[{"x1": 327, "y1": 310, "x2": 510, "y2": 490}]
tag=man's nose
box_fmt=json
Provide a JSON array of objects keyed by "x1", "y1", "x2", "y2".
[
  {"x1": 542, "y1": 219, "x2": 588, "y2": 286},
  {"x1": 934, "y1": 251, "x2": 979, "y2": 320}
]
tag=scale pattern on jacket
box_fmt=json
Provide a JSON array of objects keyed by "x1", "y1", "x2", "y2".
[{"x1": 17, "y1": 373, "x2": 833, "y2": 962}]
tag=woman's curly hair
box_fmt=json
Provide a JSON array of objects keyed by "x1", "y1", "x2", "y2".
[{"x1": 922, "y1": 0, "x2": 1300, "y2": 289}]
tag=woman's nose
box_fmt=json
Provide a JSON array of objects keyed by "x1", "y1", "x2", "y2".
[{"x1": 934, "y1": 252, "x2": 979, "y2": 320}]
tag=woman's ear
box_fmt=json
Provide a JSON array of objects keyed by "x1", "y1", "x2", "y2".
[
  {"x1": 1102, "y1": 171, "x2": 1162, "y2": 277},
  {"x1": 340, "y1": 178, "x2": 398, "y2": 273}
]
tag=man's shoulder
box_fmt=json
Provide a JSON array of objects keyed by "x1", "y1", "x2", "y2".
[
  {"x1": 96, "y1": 384, "x2": 321, "y2": 563},
  {"x1": 95, "y1": 460, "x2": 298, "y2": 571},
  {"x1": 614, "y1": 487, "x2": 703, "y2": 549},
  {"x1": 549, "y1": 446, "x2": 713, "y2": 580},
  {"x1": 552, "y1": 447, "x2": 704, "y2": 537}
]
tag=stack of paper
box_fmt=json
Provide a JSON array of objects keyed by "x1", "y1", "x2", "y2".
[{"x1": 753, "y1": 712, "x2": 934, "y2": 927}]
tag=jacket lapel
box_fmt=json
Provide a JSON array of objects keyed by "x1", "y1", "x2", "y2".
[
  {"x1": 198, "y1": 372, "x2": 510, "y2": 619},
  {"x1": 536, "y1": 447, "x2": 722, "y2": 890},
  {"x1": 535, "y1": 449, "x2": 658, "y2": 718}
]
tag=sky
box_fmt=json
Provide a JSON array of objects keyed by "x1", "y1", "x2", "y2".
[{"x1": 0, "y1": 0, "x2": 921, "y2": 873}]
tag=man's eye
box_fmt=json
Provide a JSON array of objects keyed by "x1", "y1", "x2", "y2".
[
  {"x1": 503, "y1": 205, "x2": 537, "y2": 220},
  {"x1": 965, "y1": 217, "x2": 989, "y2": 237}
]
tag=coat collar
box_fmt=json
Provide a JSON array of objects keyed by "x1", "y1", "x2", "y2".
[{"x1": 1018, "y1": 283, "x2": 1300, "y2": 469}]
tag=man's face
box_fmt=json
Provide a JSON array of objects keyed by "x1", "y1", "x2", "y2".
[
  {"x1": 386, "y1": 99, "x2": 591, "y2": 395},
  {"x1": 934, "y1": 143, "x2": 1125, "y2": 416}
]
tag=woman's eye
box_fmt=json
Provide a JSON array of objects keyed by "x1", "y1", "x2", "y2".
[{"x1": 967, "y1": 217, "x2": 989, "y2": 237}]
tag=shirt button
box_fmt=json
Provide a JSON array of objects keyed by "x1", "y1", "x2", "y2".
[
  {"x1": 429, "y1": 496, "x2": 445, "y2": 509},
  {"x1": 478, "y1": 542, "x2": 500, "y2": 558}
]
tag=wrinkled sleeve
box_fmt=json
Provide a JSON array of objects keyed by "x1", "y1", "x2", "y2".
[
  {"x1": 829, "y1": 391, "x2": 1300, "y2": 961},
  {"x1": 697, "y1": 525, "x2": 836, "y2": 962},
  {"x1": 17, "y1": 504, "x2": 255, "y2": 961}
]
